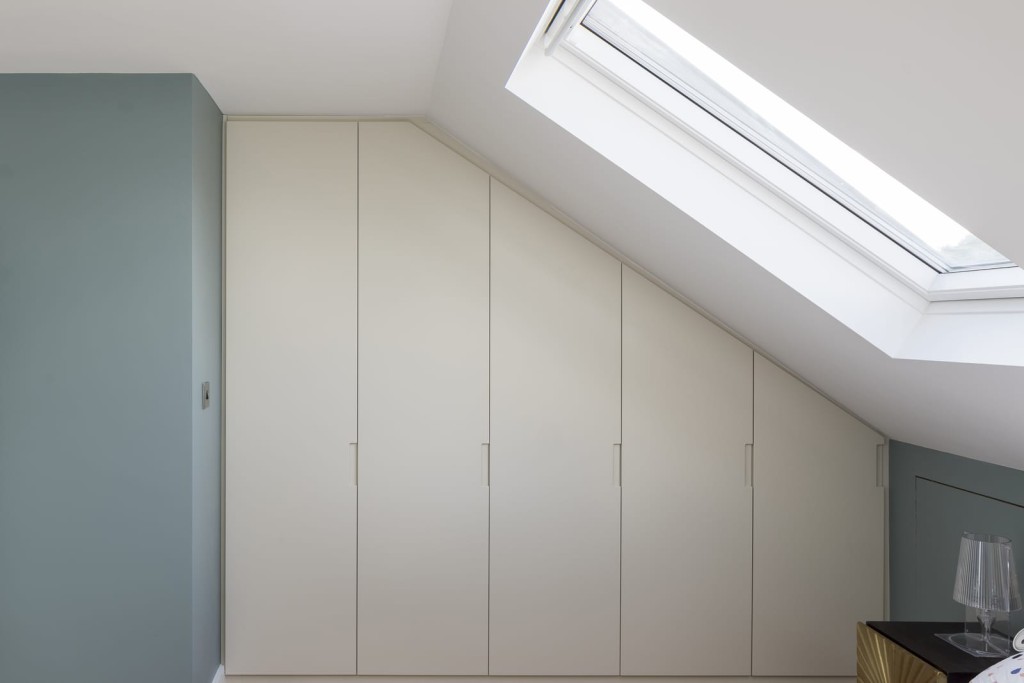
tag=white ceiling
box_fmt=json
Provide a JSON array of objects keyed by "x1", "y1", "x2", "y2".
[
  {"x1": 2, "y1": 0, "x2": 1022, "y2": 470},
  {"x1": 0, "y1": 0, "x2": 453, "y2": 114}
]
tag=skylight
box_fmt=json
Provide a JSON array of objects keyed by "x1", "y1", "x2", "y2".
[
  {"x1": 568, "y1": 0, "x2": 1015, "y2": 274},
  {"x1": 509, "y1": 0, "x2": 1024, "y2": 364}
]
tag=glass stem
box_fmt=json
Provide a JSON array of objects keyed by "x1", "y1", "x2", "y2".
[{"x1": 979, "y1": 609, "x2": 995, "y2": 650}]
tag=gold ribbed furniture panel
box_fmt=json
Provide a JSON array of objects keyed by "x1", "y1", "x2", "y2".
[{"x1": 858, "y1": 623, "x2": 947, "y2": 683}]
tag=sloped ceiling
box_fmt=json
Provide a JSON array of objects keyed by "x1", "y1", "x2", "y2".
[
  {"x1": 427, "y1": 0, "x2": 1024, "y2": 470},
  {"x1": 1, "y1": 0, "x2": 1021, "y2": 469}
]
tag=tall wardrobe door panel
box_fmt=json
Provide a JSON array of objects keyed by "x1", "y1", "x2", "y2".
[
  {"x1": 489, "y1": 181, "x2": 622, "y2": 675},
  {"x1": 224, "y1": 121, "x2": 358, "y2": 675},
  {"x1": 752, "y1": 353, "x2": 885, "y2": 676},
  {"x1": 357, "y1": 122, "x2": 490, "y2": 674},
  {"x1": 620, "y1": 267, "x2": 753, "y2": 675}
]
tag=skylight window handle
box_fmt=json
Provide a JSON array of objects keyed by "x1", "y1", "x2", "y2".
[{"x1": 543, "y1": 0, "x2": 596, "y2": 55}]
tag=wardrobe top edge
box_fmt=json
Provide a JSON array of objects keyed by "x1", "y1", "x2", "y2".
[{"x1": 225, "y1": 115, "x2": 426, "y2": 122}]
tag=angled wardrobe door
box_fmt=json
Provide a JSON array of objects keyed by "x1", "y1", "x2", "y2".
[
  {"x1": 357, "y1": 122, "x2": 490, "y2": 674},
  {"x1": 489, "y1": 181, "x2": 622, "y2": 675},
  {"x1": 621, "y1": 267, "x2": 753, "y2": 675},
  {"x1": 752, "y1": 353, "x2": 885, "y2": 676},
  {"x1": 225, "y1": 121, "x2": 358, "y2": 675}
]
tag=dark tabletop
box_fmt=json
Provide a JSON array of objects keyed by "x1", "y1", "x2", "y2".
[{"x1": 867, "y1": 621, "x2": 1002, "y2": 683}]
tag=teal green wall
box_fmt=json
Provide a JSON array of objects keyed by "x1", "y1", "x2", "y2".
[
  {"x1": 190, "y1": 77, "x2": 223, "y2": 683},
  {"x1": 890, "y1": 441, "x2": 1024, "y2": 633},
  {"x1": 0, "y1": 74, "x2": 222, "y2": 683},
  {"x1": 190, "y1": 78, "x2": 224, "y2": 683}
]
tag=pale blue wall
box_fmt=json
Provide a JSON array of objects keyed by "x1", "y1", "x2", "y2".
[
  {"x1": 890, "y1": 440, "x2": 1024, "y2": 633},
  {"x1": 0, "y1": 74, "x2": 222, "y2": 683}
]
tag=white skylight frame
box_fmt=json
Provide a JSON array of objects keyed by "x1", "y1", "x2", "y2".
[{"x1": 543, "y1": 0, "x2": 1024, "y2": 301}]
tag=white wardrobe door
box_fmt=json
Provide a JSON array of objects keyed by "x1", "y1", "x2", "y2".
[
  {"x1": 357, "y1": 122, "x2": 490, "y2": 674},
  {"x1": 752, "y1": 353, "x2": 884, "y2": 676},
  {"x1": 489, "y1": 180, "x2": 622, "y2": 675},
  {"x1": 621, "y1": 267, "x2": 753, "y2": 675},
  {"x1": 225, "y1": 121, "x2": 358, "y2": 675}
]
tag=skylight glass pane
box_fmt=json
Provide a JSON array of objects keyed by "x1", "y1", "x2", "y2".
[{"x1": 580, "y1": 0, "x2": 1015, "y2": 274}]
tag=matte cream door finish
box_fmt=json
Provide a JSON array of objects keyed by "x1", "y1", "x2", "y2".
[
  {"x1": 489, "y1": 181, "x2": 622, "y2": 675},
  {"x1": 225, "y1": 121, "x2": 358, "y2": 675},
  {"x1": 357, "y1": 122, "x2": 490, "y2": 674},
  {"x1": 752, "y1": 353, "x2": 884, "y2": 676},
  {"x1": 620, "y1": 267, "x2": 754, "y2": 675}
]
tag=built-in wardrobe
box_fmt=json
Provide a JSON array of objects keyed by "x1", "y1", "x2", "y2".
[{"x1": 224, "y1": 120, "x2": 886, "y2": 679}]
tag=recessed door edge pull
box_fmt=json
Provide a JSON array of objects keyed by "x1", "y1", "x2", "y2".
[
  {"x1": 876, "y1": 444, "x2": 885, "y2": 488},
  {"x1": 481, "y1": 443, "x2": 490, "y2": 487},
  {"x1": 613, "y1": 443, "x2": 622, "y2": 487},
  {"x1": 744, "y1": 444, "x2": 754, "y2": 488},
  {"x1": 350, "y1": 442, "x2": 358, "y2": 487}
]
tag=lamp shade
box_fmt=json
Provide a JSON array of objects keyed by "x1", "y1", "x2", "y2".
[{"x1": 952, "y1": 532, "x2": 1022, "y2": 612}]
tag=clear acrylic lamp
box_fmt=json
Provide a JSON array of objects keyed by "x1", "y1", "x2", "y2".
[{"x1": 938, "y1": 532, "x2": 1022, "y2": 657}]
